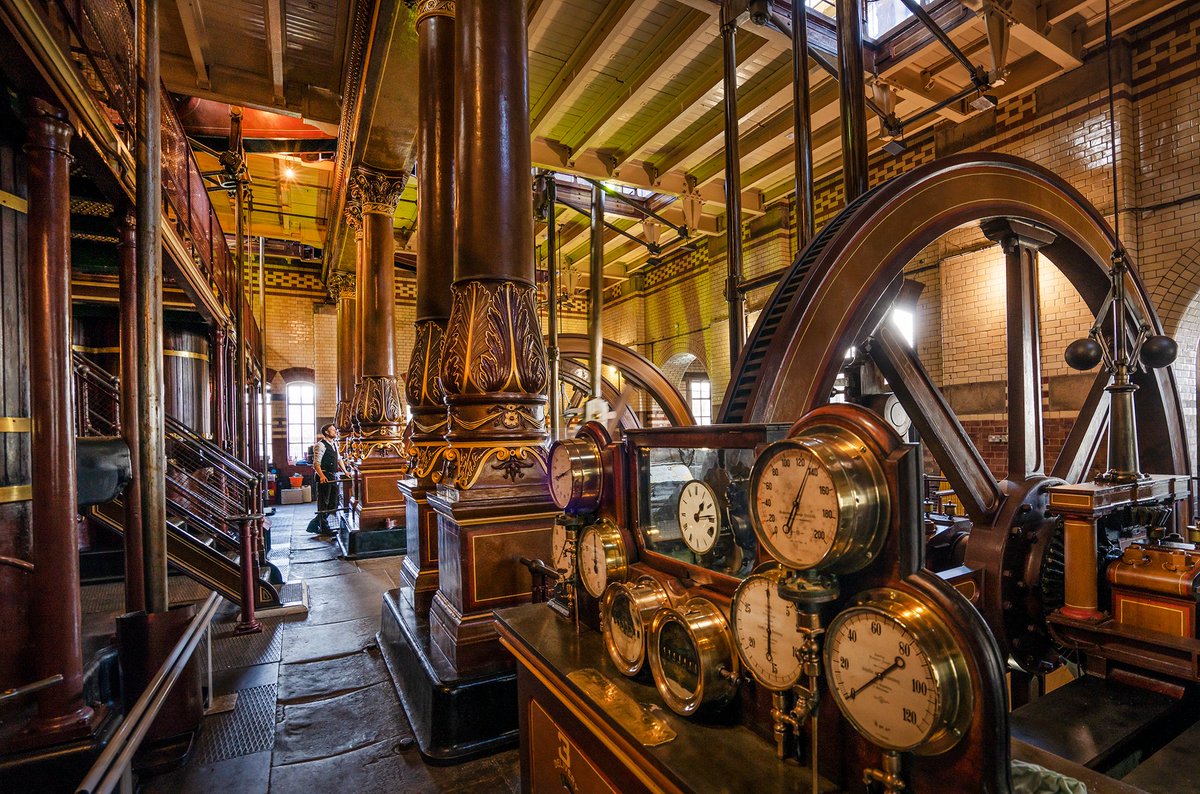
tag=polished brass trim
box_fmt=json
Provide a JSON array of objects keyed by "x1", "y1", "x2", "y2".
[
  {"x1": 72, "y1": 344, "x2": 209, "y2": 362},
  {"x1": 72, "y1": 345, "x2": 119, "y2": 355},
  {"x1": 0, "y1": 418, "x2": 31, "y2": 433},
  {"x1": 577, "y1": 519, "x2": 628, "y2": 599},
  {"x1": 0, "y1": 190, "x2": 28, "y2": 214},
  {"x1": 647, "y1": 597, "x2": 737, "y2": 717},
  {"x1": 0, "y1": 485, "x2": 33, "y2": 503},
  {"x1": 163, "y1": 349, "x2": 210, "y2": 362},
  {"x1": 497, "y1": 631, "x2": 686, "y2": 794}
]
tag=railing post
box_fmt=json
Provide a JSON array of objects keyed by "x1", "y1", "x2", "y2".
[{"x1": 228, "y1": 513, "x2": 263, "y2": 635}]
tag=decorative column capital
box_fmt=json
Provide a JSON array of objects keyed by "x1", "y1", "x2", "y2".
[
  {"x1": 345, "y1": 198, "x2": 363, "y2": 238},
  {"x1": 328, "y1": 271, "x2": 357, "y2": 302},
  {"x1": 349, "y1": 165, "x2": 407, "y2": 216},
  {"x1": 415, "y1": 0, "x2": 454, "y2": 24}
]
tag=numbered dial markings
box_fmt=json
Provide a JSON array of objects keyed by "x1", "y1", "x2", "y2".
[
  {"x1": 751, "y1": 443, "x2": 839, "y2": 568},
  {"x1": 577, "y1": 521, "x2": 628, "y2": 599},
  {"x1": 677, "y1": 480, "x2": 722, "y2": 555},
  {"x1": 551, "y1": 521, "x2": 575, "y2": 576},
  {"x1": 824, "y1": 590, "x2": 972, "y2": 755},
  {"x1": 731, "y1": 571, "x2": 807, "y2": 690},
  {"x1": 749, "y1": 427, "x2": 889, "y2": 573}
]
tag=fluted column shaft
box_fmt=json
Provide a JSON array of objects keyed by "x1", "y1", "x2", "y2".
[{"x1": 330, "y1": 273, "x2": 357, "y2": 435}]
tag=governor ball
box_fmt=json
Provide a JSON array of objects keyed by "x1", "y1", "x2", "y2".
[
  {"x1": 1064, "y1": 338, "x2": 1103, "y2": 370},
  {"x1": 1140, "y1": 334, "x2": 1178, "y2": 369}
]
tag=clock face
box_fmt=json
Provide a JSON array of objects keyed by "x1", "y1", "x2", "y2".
[
  {"x1": 731, "y1": 572, "x2": 806, "y2": 691},
  {"x1": 577, "y1": 522, "x2": 626, "y2": 599},
  {"x1": 551, "y1": 521, "x2": 574, "y2": 576},
  {"x1": 750, "y1": 443, "x2": 839, "y2": 568},
  {"x1": 824, "y1": 589, "x2": 971, "y2": 755},
  {"x1": 549, "y1": 442, "x2": 575, "y2": 509},
  {"x1": 677, "y1": 480, "x2": 721, "y2": 555}
]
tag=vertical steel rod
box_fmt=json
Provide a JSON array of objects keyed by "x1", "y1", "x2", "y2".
[
  {"x1": 836, "y1": 0, "x2": 869, "y2": 203},
  {"x1": 137, "y1": 0, "x2": 168, "y2": 614},
  {"x1": 545, "y1": 175, "x2": 562, "y2": 438},
  {"x1": 721, "y1": 7, "x2": 746, "y2": 362},
  {"x1": 259, "y1": 236, "x2": 268, "y2": 498},
  {"x1": 791, "y1": 0, "x2": 815, "y2": 246},
  {"x1": 588, "y1": 182, "x2": 604, "y2": 402}
]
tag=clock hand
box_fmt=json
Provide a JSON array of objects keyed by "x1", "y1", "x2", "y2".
[
  {"x1": 846, "y1": 656, "x2": 906, "y2": 701},
  {"x1": 555, "y1": 470, "x2": 571, "y2": 481}
]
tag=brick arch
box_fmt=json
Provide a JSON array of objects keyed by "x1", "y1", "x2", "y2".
[
  {"x1": 278, "y1": 366, "x2": 316, "y2": 384},
  {"x1": 1153, "y1": 236, "x2": 1200, "y2": 457},
  {"x1": 659, "y1": 350, "x2": 708, "y2": 393}
]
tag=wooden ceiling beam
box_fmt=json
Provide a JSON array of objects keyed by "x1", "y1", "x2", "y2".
[
  {"x1": 648, "y1": 52, "x2": 793, "y2": 177},
  {"x1": 972, "y1": 0, "x2": 1082, "y2": 69},
  {"x1": 531, "y1": 0, "x2": 652, "y2": 138},
  {"x1": 174, "y1": 0, "x2": 212, "y2": 89},
  {"x1": 1081, "y1": 0, "x2": 1190, "y2": 47},
  {"x1": 264, "y1": 0, "x2": 286, "y2": 105},
  {"x1": 615, "y1": 30, "x2": 772, "y2": 170},
  {"x1": 561, "y1": 5, "x2": 716, "y2": 158}
]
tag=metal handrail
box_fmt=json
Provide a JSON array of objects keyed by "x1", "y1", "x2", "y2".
[
  {"x1": 75, "y1": 592, "x2": 221, "y2": 794},
  {"x1": 0, "y1": 674, "x2": 61, "y2": 703}
]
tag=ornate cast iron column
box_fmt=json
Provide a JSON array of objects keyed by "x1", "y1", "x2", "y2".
[
  {"x1": 429, "y1": 0, "x2": 554, "y2": 673},
  {"x1": 25, "y1": 98, "x2": 94, "y2": 734},
  {"x1": 345, "y1": 165, "x2": 410, "y2": 544},
  {"x1": 400, "y1": 0, "x2": 456, "y2": 613}
]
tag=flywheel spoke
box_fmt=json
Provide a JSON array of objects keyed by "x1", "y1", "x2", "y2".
[
  {"x1": 1003, "y1": 239, "x2": 1045, "y2": 479},
  {"x1": 870, "y1": 322, "x2": 1004, "y2": 525},
  {"x1": 1050, "y1": 368, "x2": 1110, "y2": 484}
]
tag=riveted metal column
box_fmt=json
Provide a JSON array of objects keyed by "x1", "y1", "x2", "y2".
[
  {"x1": 836, "y1": 0, "x2": 869, "y2": 202},
  {"x1": 25, "y1": 98, "x2": 94, "y2": 732}
]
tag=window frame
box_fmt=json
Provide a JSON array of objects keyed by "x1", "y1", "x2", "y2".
[{"x1": 285, "y1": 381, "x2": 317, "y2": 464}]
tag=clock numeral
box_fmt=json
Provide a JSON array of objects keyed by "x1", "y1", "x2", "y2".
[
  {"x1": 764, "y1": 482, "x2": 773, "y2": 492},
  {"x1": 899, "y1": 641, "x2": 911, "y2": 657},
  {"x1": 912, "y1": 679, "x2": 927, "y2": 696},
  {"x1": 781, "y1": 459, "x2": 792, "y2": 469},
  {"x1": 812, "y1": 529, "x2": 826, "y2": 541},
  {"x1": 839, "y1": 656, "x2": 849, "y2": 670},
  {"x1": 743, "y1": 602, "x2": 752, "y2": 613},
  {"x1": 821, "y1": 509, "x2": 834, "y2": 519},
  {"x1": 807, "y1": 467, "x2": 820, "y2": 476},
  {"x1": 846, "y1": 628, "x2": 857, "y2": 642},
  {"x1": 819, "y1": 485, "x2": 832, "y2": 496},
  {"x1": 902, "y1": 707, "x2": 917, "y2": 725},
  {"x1": 870, "y1": 622, "x2": 882, "y2": 636}
]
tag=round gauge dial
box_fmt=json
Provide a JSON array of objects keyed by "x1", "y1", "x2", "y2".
[
  {"x1": 601, "y1": 577, "x2": 671, "y2": 677},
  {"x1": 548, "y1": 437, "x2": 603, "y2": 514},
  {"x1": 749, "y1": 425, "x2": 889, "y2": 572},
  {"x1": 648, "y1": 598, "x2": 738, "y2": 716},
  {"x1": 677, "y1": 480, "x2": 722, "y2": 555},
  {"x1": 551, "y1": 519, "x2": 576, "y2": 577},
  {"x1": 731, "y1": 568, "x2": 807, "y2": 691},
  {"x1": 824, "y1": 588, "x2": 972, "y2": 755},
  {"x1": 576, "y1": 520, "x2": 628, "y2": 599}
]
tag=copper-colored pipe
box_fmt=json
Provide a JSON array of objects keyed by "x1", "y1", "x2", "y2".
[{"x1": 25, "y1": 97, "x2": 93, "y2": 731}]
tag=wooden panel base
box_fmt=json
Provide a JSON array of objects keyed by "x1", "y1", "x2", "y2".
[{"x1": 398, "y1": 480, "x2": 438, "y2": 615}]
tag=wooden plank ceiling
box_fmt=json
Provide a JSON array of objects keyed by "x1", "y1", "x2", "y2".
[{"x1": 165, "y1": 0, "x2": 1186, "y2": 291}]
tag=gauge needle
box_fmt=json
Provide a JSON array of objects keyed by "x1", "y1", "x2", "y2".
[
  {"x1": 846, "y1": 656, "x2": 906, "y2": 700},
  {"x1": 765, "y1": 587, "x2": 774, "y2": 661},
  {"x1": 783, "y1": 466, "x2": 812, "y2": 536},
  {"x1": 555, "y1": 470, "x2": 570, "y2": 481},
  {"x1": 592, "y1": 542, "x2": 599, "y2": 574}
]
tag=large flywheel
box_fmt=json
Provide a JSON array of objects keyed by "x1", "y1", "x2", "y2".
[{"x1": 722, "y1": 153, "x2": 1190, "y2": 670}]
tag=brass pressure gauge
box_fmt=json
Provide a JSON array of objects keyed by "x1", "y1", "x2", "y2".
[
  {"x1": 548, "y1": 436, "x2": 603, "y2": 514},
  {"x1": 601, "y1": 577, "x2": 672, "y2": 677},
  {"x1": 824, "y1": 588, "x2": 973, "y2": 756},
  {"x1": 577, "y1": 519, "x2": 628, "y2": 599},
  {"x1": 749, "y1": 424, "x2": 889, "y2": 572},
  {"x1": 648, "y1": 597, "x2": 738, "y2": 716},
  {"x1": 731, "y1": 567, "x2": 808, "y2": 691}
]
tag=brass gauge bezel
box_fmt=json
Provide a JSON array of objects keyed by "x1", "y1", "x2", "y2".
[
  {"x1": 548, "y1": 436, "x2": 603, "y2": 514},
  {"x1": 576, "y1": 519, "x2": 628, "y2": 599},
  {"x1": 648, "y1": 597, "x2": 738, "y2": 716},
  {"x1": 730, "y1": 566, "x2": 807, "y2": 691},
  {"x1": 824, "y1": 587, "x2": 973, "y2": 756},
  {"x1": 749, "y1": 423, "x2": 890, "y2": 573},
  {"x1": 601, "y1": 576, "x2": 672, "y2": 677}
]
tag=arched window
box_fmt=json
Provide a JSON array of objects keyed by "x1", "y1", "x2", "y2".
[{"x1": 286, "y1": 382, "x2": 316, "y2": 463}]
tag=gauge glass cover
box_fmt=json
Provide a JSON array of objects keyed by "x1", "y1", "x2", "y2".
[
  {"x1": 548, "y1": 442, "x2": 575, "y2": 509},
  {"x1": 731, "y1": 571, "x2": 806, "y2": 690},
  {"x1": 677, "y1": 479, "x2": 721, "y2": 555},
  {"x1": 824, "y1": 589, "x2": 971, "y2": 755},
  {"x1": 751, "y1": 442, "x2": 839, "y2": 567},
  {"x1": 577, "y1": 522, "x2": 626, "y2": 599}
]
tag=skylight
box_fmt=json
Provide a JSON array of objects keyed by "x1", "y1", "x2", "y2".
[{"x1": 805, "y1": 0, "x2": 941, "y2": 43}]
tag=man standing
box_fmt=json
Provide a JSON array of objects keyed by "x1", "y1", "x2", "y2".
[{"x1": 306, "y1": 423, "x2": 348, "y2": 534}]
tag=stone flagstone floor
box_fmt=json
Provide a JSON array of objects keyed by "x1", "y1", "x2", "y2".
[{"x1": 143, "y1": 503, "x2": 519, "y2": 793}]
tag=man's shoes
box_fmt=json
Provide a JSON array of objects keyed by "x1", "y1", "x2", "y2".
[{"x1": 305, "y1": 517, "x2": 323, "y2": 534}]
